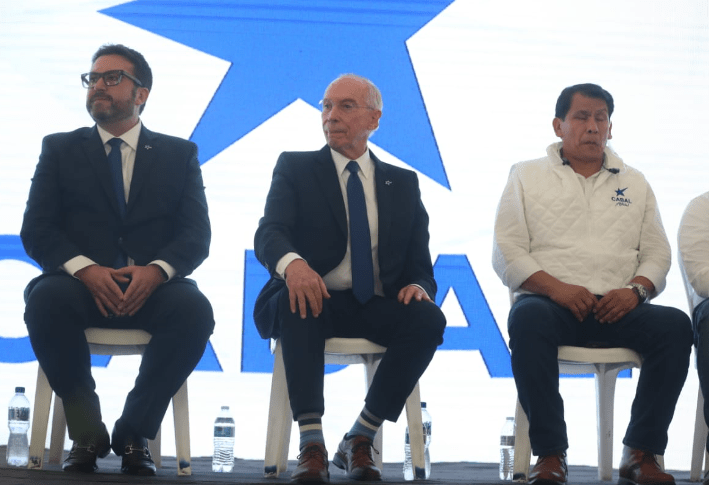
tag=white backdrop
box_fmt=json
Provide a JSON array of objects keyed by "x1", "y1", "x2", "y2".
[{"x1": 1, "y1": 0, "x2": 708, "y2": 472}]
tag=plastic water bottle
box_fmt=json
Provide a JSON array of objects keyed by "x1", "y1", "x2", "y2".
[
  {"x1": 403, "y1": 402, "x2": 432, "y2": 480},
  {"x1": 7, "y1": 387, "x2": 30, "y2": 467},
  {"x1": 499, "y1": 416, "x2": 515, "y2": 480},
  {"x1": 421, "y1": 403, "x2": 432, "y2": 478},
  {"x1": 212, "y1": 405, "x2": 235, "y2": 472}
]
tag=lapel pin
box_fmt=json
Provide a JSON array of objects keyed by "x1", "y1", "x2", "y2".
[
  {"x1": 144, "y1": 145, "x2": 152, "y2": 150},
  {"x1": 385, "y1": 180, "x2": 392, "y2": 185}
]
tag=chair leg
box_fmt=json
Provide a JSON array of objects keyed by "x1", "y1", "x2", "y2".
[
  {"x1": 28, "y1": 366, "x2": 54, "y2": 469},
  {"x1": 404, "y1": 382, "x2": 425, "y2": 479},
  {"x1": 172, "y1": 379, "x2": 191, "y2": 476},
  {"x1": 691, "y1": 387, "x2": 707, "y2": 481},
  {"x1": 595, "y1": 364, "x2": 620, "y2": 481},
  {"x1": 513, "y1": 398, "x2": 531, "y2": 481},
  {"x1": 148, "y1": 427, "x2": 162, "y2": 470},
  {"x1": 264, "y1": 340, "x2": 293, "y2": 478},
  {"x1": 48, "y1": 397, "x2": 67, "y2": 464}
]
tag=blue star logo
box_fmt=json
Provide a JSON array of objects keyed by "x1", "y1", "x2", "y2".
[
  {"x1": 615, "y1": 187, "x2": 627, "y2": 196},
  {"x1": 100, "y1": 0, "x2": 454, "y2": 189}
]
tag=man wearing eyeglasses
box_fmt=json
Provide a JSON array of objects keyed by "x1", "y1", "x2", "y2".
[
  {"x1": 21, "y1": 44, "x2": 214, "y2": 475},
  {"x1": 253, "y1": 74, "x2": 446, "y2": 483}
]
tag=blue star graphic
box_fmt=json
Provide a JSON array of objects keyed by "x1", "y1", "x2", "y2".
[
  {"x1": 616, "y1": 187, "x2": 627, "y2": 196},
  {"x1": 100, "y1": 0, "x2": 454, "y2": 189}
]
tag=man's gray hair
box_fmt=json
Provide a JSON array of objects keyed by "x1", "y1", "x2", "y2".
[{"x1": 327, "y1": 74, "x2": 383, "y2": 111}]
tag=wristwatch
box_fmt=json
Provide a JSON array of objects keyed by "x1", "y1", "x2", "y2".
[{"x1": 624, "y1": 283, "x2": 649, "y2": 304}]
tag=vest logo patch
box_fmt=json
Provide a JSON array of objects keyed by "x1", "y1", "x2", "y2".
[{"x1": 612, "y1": 187, "x2": 631, "y2": 206}]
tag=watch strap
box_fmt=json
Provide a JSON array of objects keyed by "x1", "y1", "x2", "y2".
[{"x1": 624, "y1": 283, "x2": 648, "y2": 304}]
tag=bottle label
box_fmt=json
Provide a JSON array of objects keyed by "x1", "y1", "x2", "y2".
[
  {"x1": 214, "y1": 426, "x2": 235, "y2": 438},
  {"x1": 8, "y1": 407, "x2": 29, "y2": 421},
  {"x1": 500, "y1": 435, "x2": 515, "y2": 446},
  {"x1": 405, "y1": 422, "x2": 431, "y2": 445}
]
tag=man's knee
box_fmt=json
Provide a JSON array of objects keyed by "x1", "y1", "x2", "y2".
[
  {"x1": 508, "y1": 295, "x2": 559, "y2": 342},
  {"x1": 161, "y1": 283, "x2": 215, "y2": 338},
  {"x1": 277, "y1": 289, "x2": 332, "y2": 335},
  {"x1": 403, "y1": 300, "x2": 446, "y2": 344},
  {"x1": 24, "y1": 275, "x2": 90, "y2": 328},
  {"x1": 648, "y1": 306, "x2": 693, "y2": 349}
]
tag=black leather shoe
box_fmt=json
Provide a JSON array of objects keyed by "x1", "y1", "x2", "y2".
[
  {"x1": 119, "y1": 439, "x2": 157, "y2": 476},
  {"x1": 62, "y1": 427, "x2": 111, "y2": 473},
  {"x1": 111, "y1": 421, "x2": 157, "y2": 476}
]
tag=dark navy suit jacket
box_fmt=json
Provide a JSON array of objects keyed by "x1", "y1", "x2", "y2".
[
  {"x1": 21, "y1": 124, "x2": 210, "y2": 293},
  {"x1": 253, "y1": 145, "x2": 436, "y2": 339}
]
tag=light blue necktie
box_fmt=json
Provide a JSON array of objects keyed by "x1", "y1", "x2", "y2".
[
  {"x1": 107, "y1": 138, "x2": 127, "y2": 269},
  {"x1": 346, "y1": 161, "x2": 374, "y2": 304}
]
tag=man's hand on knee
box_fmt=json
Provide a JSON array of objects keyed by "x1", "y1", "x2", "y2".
[{"x1": 285, "y1": 259, "x2": 330, "y2": 318}]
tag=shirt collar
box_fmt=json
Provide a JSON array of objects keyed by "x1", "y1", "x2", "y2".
[
  {"x1": 97, "y1": 120, "x2": 142, "y2": 151},
  {"x1": 330, "y1": 147, "x2": 374, "y2": 180}
]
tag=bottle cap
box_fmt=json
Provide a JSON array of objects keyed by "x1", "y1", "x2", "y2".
[
  {"x1": 15, "y1": 387, "x2": 25, "y2": 393},
  {"x1": 421, "y1": 402, "x2": 427, "y2": 408}
]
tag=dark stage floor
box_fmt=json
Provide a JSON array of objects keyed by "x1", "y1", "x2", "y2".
[{"x1": 0, "y1": 446, "x2": 698, "y2": 485}]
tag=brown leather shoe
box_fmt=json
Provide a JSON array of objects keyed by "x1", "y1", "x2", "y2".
[
  {"x1": 332, "y1": 434, "x2": 382, "y2": 481},
  {"x1": 528, "y1": 452, "x2": 568, "y2": 485},
  {"x1": 618, "y1": 447, "x2": 674, "y2": 485},
  {"x1": 291, "y1": 442, "x2": 329, "y2": 483}
]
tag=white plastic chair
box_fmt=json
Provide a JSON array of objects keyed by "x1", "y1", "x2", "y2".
[
  {"x1": 512, "y1": 346, "x2": 643, "y2": 481},
  {"x1": 264, "y1": 337, "x2": 426, "y2": 479},
  {"x1": 679, "y1": 259, "x2": 709, "y2": 482},
  {"x1": 28, "y1": 328, "x2": 192, "y2": 475},
  {"x1": 691, "y1": 387, "x2": 708, "y2": 482}
]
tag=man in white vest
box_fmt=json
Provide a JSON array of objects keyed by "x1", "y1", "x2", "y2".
[{"x1": 493, "y1": 83, "x2": 692, "y2": 485}]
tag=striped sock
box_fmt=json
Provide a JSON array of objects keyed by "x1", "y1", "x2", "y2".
[
  {"x1": 347, "y1": 406, "x2": 383, "y2": 442},
  {"x1": 298, "y1": 413, "x2": 324, "y2": 450}
]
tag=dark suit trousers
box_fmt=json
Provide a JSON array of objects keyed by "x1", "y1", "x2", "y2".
[
  {"x1": 691, "y1": 299, "x2": 709, "y2": 452},
  {"x1": 24, "y1": 273, "x2": 214, "y2": 441},
  {"x1": 278, "y1": 289, "x2": 446, "y2": 422},
  {"x1": 508, "y1": 294, "x2": 692, "y2": 456}
]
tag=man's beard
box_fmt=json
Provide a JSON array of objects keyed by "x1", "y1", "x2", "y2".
[{"x1": 86, "y1": 91, "x2": 136, "y2": 124}]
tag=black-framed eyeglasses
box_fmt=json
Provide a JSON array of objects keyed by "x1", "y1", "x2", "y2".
[{"x1": 80, "y1": 70, "x2": 143, "y2": 89}]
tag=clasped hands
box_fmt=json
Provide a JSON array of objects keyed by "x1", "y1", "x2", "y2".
[
  {"x1": 551, "y1": 283, "x2": 639, "y2": 323},
  {"x1": 75, "y1": 264, "x2": 166, "y2": 318},
  {"x1": 284, "y1": 259, "x2": 432, "y2": 319}
]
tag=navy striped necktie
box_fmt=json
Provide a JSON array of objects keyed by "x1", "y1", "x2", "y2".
[{"x1": 346, "y1": 161, "x2": 374, "y2": 304}]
